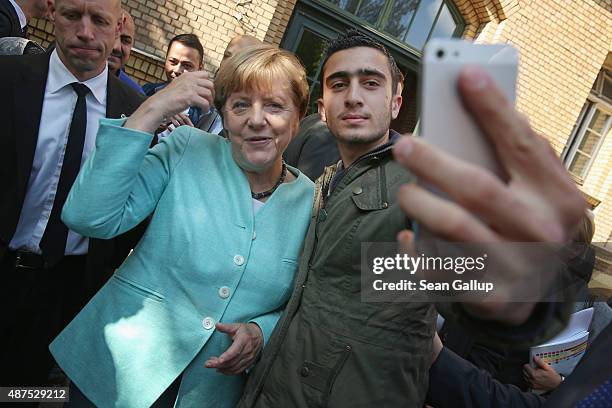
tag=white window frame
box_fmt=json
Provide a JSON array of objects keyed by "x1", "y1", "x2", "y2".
[
  {"x1": 593, "y1": 69, "x2": 612, "y2": 103},
  {"x1": 564, "y1": 68, "x2": 612, "y2": 184}
]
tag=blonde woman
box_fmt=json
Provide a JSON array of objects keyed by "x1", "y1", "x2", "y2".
[{"x1": 51, "y1": 45, "x2": 313, "y2": 408}]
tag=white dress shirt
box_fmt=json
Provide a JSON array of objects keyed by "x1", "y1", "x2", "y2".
[
  {"x1": 8, "y1": 0, "x2": 26, "y2": 30},
  {"x1": 252, "y1": 198, "x2": 265, "y2": 214},
  {"x1": 9, "y1": 50, "x2": 108, "y2": 255}
]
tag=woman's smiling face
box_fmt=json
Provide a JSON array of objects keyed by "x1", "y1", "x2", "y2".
[{"x1": 224, "y1": 85, "x2": 300, "y2": 173}]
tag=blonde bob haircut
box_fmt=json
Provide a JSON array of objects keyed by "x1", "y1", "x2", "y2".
[{"x1": 214, "y1": 44, "x2": 309, "y2": 120}]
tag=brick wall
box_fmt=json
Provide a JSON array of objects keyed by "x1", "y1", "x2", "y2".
[
  {"x1": 122, "y1": 0, "x2": 298, "y2": 80},
  {"x1": 264, "y1": 0, "x2": 298, "y2": 45},
  {"x1": 495, "y1": 0, "x2": 609, "y2": 154},
  {"x1": 26, "y1": 17, "x2": 54, "y2": 49},
  {"x1": 456, "y1": 0, "x2": 610, "y2": 154},
  {"x1": 29, "y1": 1, "x2": 298, "y2": 86},
  {"x1": 506, "y1": 1, "x2": 611, "y2": 245},
  {"x1": 454, "y1": 0, "x2": 612, "y2": 247},
  {"x1": 123, "y1": 49, "x2": 165, "y2": 85}
]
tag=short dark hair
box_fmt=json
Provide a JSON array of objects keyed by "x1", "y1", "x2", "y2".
[
  {"x1": 167, "y1": 34, "x2": 204, "y2": 63},
  {"x1": 320, "y1": 29, "x2": 402, "y2": 94}
]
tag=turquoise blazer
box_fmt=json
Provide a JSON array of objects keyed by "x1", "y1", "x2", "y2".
[{"x1": 50, "y1": 119, "x2": 314, "y2": 408}]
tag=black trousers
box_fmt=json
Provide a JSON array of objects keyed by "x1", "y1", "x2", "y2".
[
  {"x1": 0, "y1": 252, "x2": 88, "y2": 387},
  {"x1": 66, "y1": 374, "x2": 183, "y2": 407}
]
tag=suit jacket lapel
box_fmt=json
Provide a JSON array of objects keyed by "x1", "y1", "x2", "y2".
[
  {"x1": 14, "y1": 52, "x2": 50, "y2": 201},
  {"x1": 1, "y1": 0, "x2": 23, "y2": 37},
  {"x1": 106, "y1": 72, "x2": 127, "y2": 118}
]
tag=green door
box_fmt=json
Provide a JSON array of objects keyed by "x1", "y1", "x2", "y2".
[{"x1": 283, "y1": 12, "x2": 342, "y2": 114}]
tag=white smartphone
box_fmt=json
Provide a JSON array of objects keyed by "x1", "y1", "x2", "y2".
[{"x1": 419, "y1": 38, "x2": 519, "y2": 178}]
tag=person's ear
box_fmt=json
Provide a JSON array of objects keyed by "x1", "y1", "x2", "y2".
[
  {"x1": 113, "y1": 8, "x2": 123, "y2": 38},
  {"x1": 317, "y1": 98, "x2": 326, "y2": 123},
  {"x1": 47, "y1": 0, "x2": 55, "y2": 22},
  {"x1": 391, "y1": 93, "x2": 402, "y2": 120}
]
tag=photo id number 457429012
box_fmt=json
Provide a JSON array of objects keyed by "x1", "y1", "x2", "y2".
[{"x1": 0, "y1": 387, "x2": 69, "y2": 402}]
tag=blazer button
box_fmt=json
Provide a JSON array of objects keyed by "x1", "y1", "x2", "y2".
[
  {"x1": 233, "y1": 254, "x2": 245, "y2": 266},
  {"x1": 218, "y1": 286, "x2": 230, "y2": 299},
  {"x1": 318, "y1": 209, "x2": 327, "y2": 222},
  {"x1": 202, "y1": 317, "x2": 215, "y2": 330},
  {"x1": 252, "y1": 231, "x2": 257, "y2": 240},
  {"x1": 300, "y1": 365, "x2": 310, "y2": 377}
]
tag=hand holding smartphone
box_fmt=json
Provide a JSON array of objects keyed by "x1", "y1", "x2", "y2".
[
  {"x1": 414, "y1": 39, "x2": 519, "y2": 240},
  {"x1": 394, "y1": 39, "x2": 586, "y2": 322},
  {"x1": 420, "y1": 39, "x2": 519, "y2": 179}
]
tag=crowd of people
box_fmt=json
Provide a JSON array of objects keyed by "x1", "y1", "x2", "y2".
[{"x1": 1, "y1": 0, "x2": 610, "y2": 407}]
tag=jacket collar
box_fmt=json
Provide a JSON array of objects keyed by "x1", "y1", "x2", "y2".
[
  {"x1": 8, "y1": 0, "x2": 26, "y2": 30},
  {"x1": 14, "y1": 52, "x2": 51, "y2": 203},
  {"x1": 47, "y1": 49, "x2": 108, "y2": 105},
  {"x1": 106, "y1": 68, "x2": 133, "y2": 117},
  {"x1": 330, "y1": 129, "x2": 401, "y2": 193}
]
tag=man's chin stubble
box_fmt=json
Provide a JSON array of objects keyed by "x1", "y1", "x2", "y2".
[{"x1": 336, "y1": 130, "x2": 388, "y2": 145}]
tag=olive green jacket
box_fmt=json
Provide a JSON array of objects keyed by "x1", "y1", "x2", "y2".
[{"x1": 238, "y1": 132, "x2": 571, "y2": 408}]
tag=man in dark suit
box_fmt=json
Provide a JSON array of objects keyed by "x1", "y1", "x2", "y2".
[
  {"x1": 0, "y1": 0, "x2": 49, "y2": 38},
  {"x1": 0, "y1": 0, "x2": 145, "y2": 387},
  {"x1": 143, "y1": 34, "x2": 206, "y2": 132}
]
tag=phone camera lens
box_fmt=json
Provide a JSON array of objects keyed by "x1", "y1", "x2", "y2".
[{"x1": 436, "y1": 49, "x2": 445, "y2": 59}]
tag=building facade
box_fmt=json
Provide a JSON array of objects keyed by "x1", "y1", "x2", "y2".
[{"x1": 28, "y1": 0, "x2": 611, "y2": 279}]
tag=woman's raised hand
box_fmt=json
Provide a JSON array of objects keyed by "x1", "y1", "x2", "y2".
[{"x1": 125, "y1": 71, "x2": 215, "y2": 134}]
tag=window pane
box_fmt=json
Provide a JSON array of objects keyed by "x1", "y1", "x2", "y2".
[
  {"x1": 405, "y1": 0, "x2": 443, "y2": 50},
  {"x1": 383, "y1": 0, "x2": 420, "y2": 40},
  {"x1": 295, "y1": 29, "x2": 328, "y2": 80},
  {"x1": 328, "y1": 0, "x2": 360, "y2": 13},
  {"x1": 355, "y1": 0, "x2": 386, "y2": 25},
  {"x1": 603, "y1": 74, "x2": 612, "y2": 100},
  {"x1": 587, "y1": 109, "x2": 610, "y2": 134},
  {"x1": 429, "y1": 4, "x2": 457, "y2": 39},
  {"x1": 577, "y1": 130, "x2": 602, "y2": 156},
  {"x1": 569, "y1": 152, "x2": 590, "y2": 179}
]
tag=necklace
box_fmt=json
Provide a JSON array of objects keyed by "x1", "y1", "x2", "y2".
[{"x1": 251, "y1": 161, "x2": 287, "y2": 200}]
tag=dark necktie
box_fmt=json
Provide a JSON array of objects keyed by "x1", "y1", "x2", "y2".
[{"x1": 40, "y1": 83, "x2": 90, "y2": 267}]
